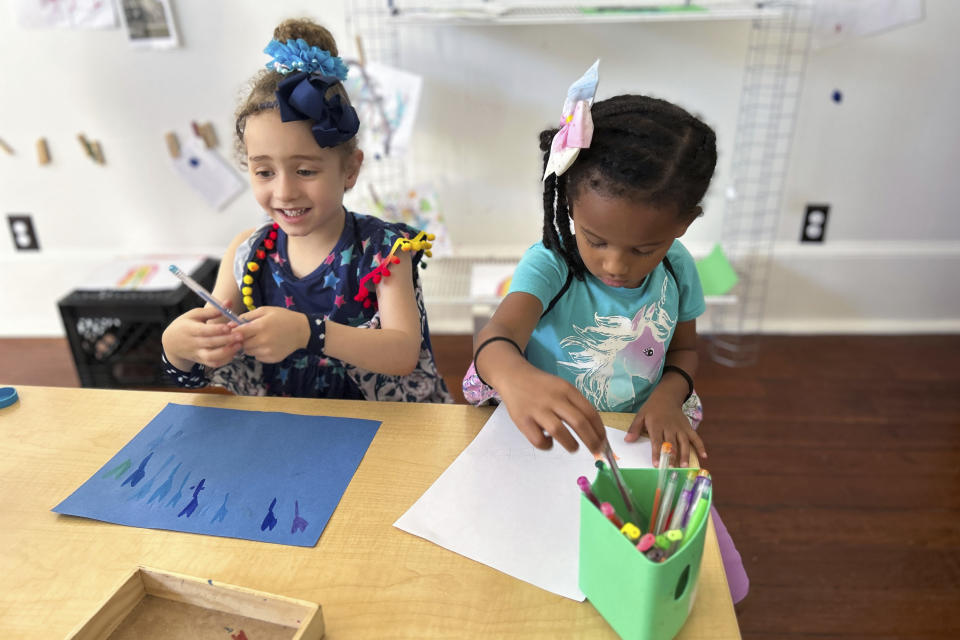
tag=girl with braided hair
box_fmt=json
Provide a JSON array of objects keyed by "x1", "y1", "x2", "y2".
[
  {"x1": 464, "y1": 63, "x2": 748, "y2": 603},
  {"x1": 161, "y1": 18, "x2": 450, "y2": 403}
]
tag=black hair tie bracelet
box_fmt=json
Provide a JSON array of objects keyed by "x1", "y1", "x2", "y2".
[{"x1": 473, "y1": 336, "x2": 523, "y2": 388}]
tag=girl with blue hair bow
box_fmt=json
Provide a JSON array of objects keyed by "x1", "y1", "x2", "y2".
[{"x1": 162, "y1": 18, "x2": 451, "y2": 403}]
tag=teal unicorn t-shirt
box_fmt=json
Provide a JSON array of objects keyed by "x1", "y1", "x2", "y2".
[{"x1": 509, "y1": 240, "x2": 705, "y2": 413}]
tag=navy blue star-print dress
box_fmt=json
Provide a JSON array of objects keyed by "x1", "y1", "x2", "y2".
[{"x1": 163, "y1": 211, "x2": 451, "y2": 403}]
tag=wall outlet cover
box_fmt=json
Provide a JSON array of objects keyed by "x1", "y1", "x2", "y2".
[
  {"x1": 7, "y1": 214, "x2": 40, "y2": 251},
  {"x1": 801, "y1": 204, "x2": 829, "y2": 243}
]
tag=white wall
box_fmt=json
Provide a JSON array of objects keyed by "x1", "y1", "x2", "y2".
[{"x1": 0, "y1": 0, "x2": 957, "y2": 336}]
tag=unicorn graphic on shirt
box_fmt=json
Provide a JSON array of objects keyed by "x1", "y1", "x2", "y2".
[{"x1": 560, "y1": 277, "x2": 674, "y2": 410}]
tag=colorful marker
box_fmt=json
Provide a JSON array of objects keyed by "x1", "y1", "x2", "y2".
[
  {"x1": 654, "y1": 470, "x2": 680, "y2": 535},
  {"x1": 600, "y1": 502, "x2": 624, "y2": 529},
  {"x1": 680, "y1": 470, "x2": 711, "y2": 529},
  {"x1": 648, "y1": 442, "x2": 673, "y2": 532},
  {"x1": 620, "y1": 522, "x2": 641, "y2": 543},
  {"x1": 683, "y1": 485, "x2": 712, "y2": 540},
  {"x1": 663, "y1": 529, "x2": 684, "y2": 558},
  {"x1": 577, "y1": 475, "x2": 602, "y2": 509},
  {"x1": 667, "y1": 470, "x2": 698, "y2": 531},
  {"x1": 602, "y1": 441, "x2": 644, "y2": 525},
  {"x1": 636, "y1": 533, "x2": 656, "y2": 553},
  {"x1": 645, "y1": 547, "x2": 667, "y2": 563}
]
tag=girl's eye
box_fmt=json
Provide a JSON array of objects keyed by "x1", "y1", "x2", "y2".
[
  {"x1": 588, "y1": 240, "x2": 606, "y2": 248},
  {"x1": 297, "y1": 169, "x2": 318, "y2": 177},
  {"x1": 632, "y1": 249, "x2": 655, "y2": 256},
  {"x1": 254, "y1": 169, "x2": 273, "y2": 178}
]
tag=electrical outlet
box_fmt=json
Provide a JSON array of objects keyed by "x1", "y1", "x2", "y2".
[
  {"x1": 801, "y1": 204, "x2": 829, "y2": 243},
  {"x1": 7, "y1": 214, "x2": 40, "y2": 251}
]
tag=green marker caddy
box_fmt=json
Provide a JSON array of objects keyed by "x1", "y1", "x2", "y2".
[{"x1": 579, "y1": 468, "x2": 712, "y2": 639}]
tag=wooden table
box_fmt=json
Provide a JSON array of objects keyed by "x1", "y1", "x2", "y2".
[{"x1": 0, "y1": 386, "x2": 739, "y2": 638}]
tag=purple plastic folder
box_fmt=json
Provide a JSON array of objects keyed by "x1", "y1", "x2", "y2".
[{"x1": 53, "y1": 403, "x2": 381, "y2": 546}]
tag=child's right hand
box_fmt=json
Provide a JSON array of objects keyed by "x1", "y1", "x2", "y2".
[
  {"x1": 162, "y1": 305, "x2": 243, "y2": 370},
  {"x1": 499, "y1": 366, "x2": 607, "y2": 455}
]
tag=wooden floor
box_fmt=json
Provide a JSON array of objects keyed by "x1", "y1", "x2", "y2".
[{"x1": 2, "y1": 334, "x2": 959, "y2": 639}]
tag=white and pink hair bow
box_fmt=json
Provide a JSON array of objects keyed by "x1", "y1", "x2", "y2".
[{"x1": 543, "y1": 59, "x2": 600, "y2": 180}]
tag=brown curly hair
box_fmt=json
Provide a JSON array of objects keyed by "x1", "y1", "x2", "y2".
[{"x1": 234, "y1": 18, "x2": 357, "y2": 166}]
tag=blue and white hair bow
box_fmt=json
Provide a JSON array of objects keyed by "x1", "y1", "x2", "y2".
[{"x1": 543, "y1": 59, "x2": 600, "y2": 180}]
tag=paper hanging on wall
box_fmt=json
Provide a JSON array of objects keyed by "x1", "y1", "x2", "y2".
[
  {"x1": 53, "y1": 403, "x2": 382, "y2": 547},
  {"x1": 811, "y1": 0, "x2": 925, "y2": 49},
  {"x1": 12, "y1": 0, "x2": 117, "y2": 29},
  {"x1": 695, "y1": 243, "x2": 739, "y2": 297},
  {"x1": 344, "y1": 62, "x2": 423, "y2": 160},
  {"x1": 119, "y1": 0, "x2": 179, "y2": 49},
  {"x1": 171, "y1": 136, "x2": 245, "y2": 210},
  {"x1": 349, "y1": 183, "x2": 452, "y2": 257}
]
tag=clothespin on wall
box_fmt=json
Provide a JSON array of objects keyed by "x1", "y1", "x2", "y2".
[
  {"x1": 0, "y1": 137, "x2": 14, "y2": 155},
  {"x1": 77, "y1": 134, "x2": 96, "y2": 161},
  {"x1": 355, "y1": 35, "x2": 367, "y2": 68},
  {"x1": 36, "y1": 138, "x2": 50, "y2": 165},
  {"x1": 165, "y1": 132, "x2": 181, "y2": 158},
  {"x1": 198, "y1": 122, "x2": 217, "y2": 149},
  {"x1": 90, "y1": 140, "x2": 105, "y2": 165}
]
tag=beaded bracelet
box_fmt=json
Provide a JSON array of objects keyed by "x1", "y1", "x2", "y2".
[{"x1": 306, "y1": 314, "x2": 327, "y2": 355}]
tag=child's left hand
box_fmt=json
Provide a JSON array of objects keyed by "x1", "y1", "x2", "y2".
[
  {"x1": 625, "y1": 395, "x2": 707, "y2": 467},
  {"x1": 231, "y1": 306, "x2": 310, "y2": 364}
]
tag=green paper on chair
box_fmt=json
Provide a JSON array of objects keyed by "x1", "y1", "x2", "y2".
[{"x1": 696, "y1": 244, "x2": 739, "y2": 296}]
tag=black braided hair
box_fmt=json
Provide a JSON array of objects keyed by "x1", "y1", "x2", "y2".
[{"x1": 540, "y1": 94, "x2": 717, "y2": 280}]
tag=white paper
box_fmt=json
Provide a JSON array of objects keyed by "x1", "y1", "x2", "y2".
[
  {"x1": 74, "y1": 256, "x2": 206, "y2": 291},
  {"x1": 345, "y1": 62, "x2": 423, "y2": 160},
  {"x1": 119, "y1": 0, "x2": 180, "y2": 49},
  {"x1": 171, "y1": 137, "x2": 245, "y2": 210},
  {"x1": 394, "y1": 403, "x2": 652, "y2": 601},
  {"x1": 469, "y1": 263, "x2": 516, "y2": 302},
  {"x1": 811, "y1": 0, "x2": 925, "y2": 49},
  {"x1": 12, "y1": 0, "x2": 117, "y2": 29}
]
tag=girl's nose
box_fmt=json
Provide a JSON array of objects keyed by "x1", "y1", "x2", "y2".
[
  {"x1": 604, "y1": 252, "x2": 629, "y2": 276},
  {"x1": 275, "y1": 172, "x2": 299, "y2": 201}
]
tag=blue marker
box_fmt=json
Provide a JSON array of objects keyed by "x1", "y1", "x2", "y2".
[{"x1": 169, "y1": 265, "x2": 246, "y2": 324}]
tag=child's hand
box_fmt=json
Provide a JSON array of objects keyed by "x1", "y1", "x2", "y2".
[
  {"x1": 499, "y1": 367, "x2": 606, "y2": 455},
  {"x1": 163, "y1": 305, "x2": 243, "y2": 369},
  {"x1": 232, "y1": 306, "x2": 310, "y2": 364},
  {"x1": 625, "y1": 395, "x2": 707, "y2": 467}
]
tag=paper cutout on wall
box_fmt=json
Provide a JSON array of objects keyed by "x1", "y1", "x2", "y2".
[
  {"x1": 53, "y1": 403, "x2": 382, "y2": 547},
  {"x1": 13, "y1": 0, "x2": 117, "y2": 29},
  {"x1": 695, "y1": 243, "x2": 739, "y2": 296},
  {"x1": 811, "y1": 0, "x2": 925, "y2": 49},
  {"x1": 352, "y1": 184, "x2": 452, "y2": 257},
  {"x1": 345, "y1": 62, "x2": 423, "y2": 160},
  {"x1": 120, "y1": 0, "x2": 180, "y2": 49},
  {"x1": 171, "y1": 136, "x2": 245, "y2": 210}
]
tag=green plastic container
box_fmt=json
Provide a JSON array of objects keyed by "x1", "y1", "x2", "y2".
[{"x1": 579, "y1": 468, "x2": 712, "y2": 640}]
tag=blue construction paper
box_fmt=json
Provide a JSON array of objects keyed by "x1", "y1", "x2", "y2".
[{"x1": 53, "y1": 403, "x2": 381, "y2": 547}]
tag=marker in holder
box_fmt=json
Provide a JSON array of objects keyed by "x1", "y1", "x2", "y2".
[{"x1": 579, "y1": 467, "x2": 713, "y2": 640}]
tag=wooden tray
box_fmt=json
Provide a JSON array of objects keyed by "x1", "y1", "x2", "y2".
[{"x1": 68, "y1": 566, "x2": 323, "y2": 640}]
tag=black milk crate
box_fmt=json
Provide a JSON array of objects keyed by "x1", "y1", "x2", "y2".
[{"x1": 57, "y1": 258, "x2": 219, "y2": 388}]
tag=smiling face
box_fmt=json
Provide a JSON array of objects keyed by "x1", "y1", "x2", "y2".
[
  {"x1": 243, "y1": 110, "x2": 362, "y2": 240},
  {"x1": 571, "y1": 187, "x2": 694, "y2": 289}
]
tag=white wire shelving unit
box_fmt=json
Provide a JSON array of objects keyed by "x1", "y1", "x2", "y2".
[{"x1": 346, "y1": 1, "x2": 813, "y2": 364}]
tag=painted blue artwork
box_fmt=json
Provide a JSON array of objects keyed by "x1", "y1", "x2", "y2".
[{"x1": 53, "y1": 403, "x2": 381, "y2": 547}]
